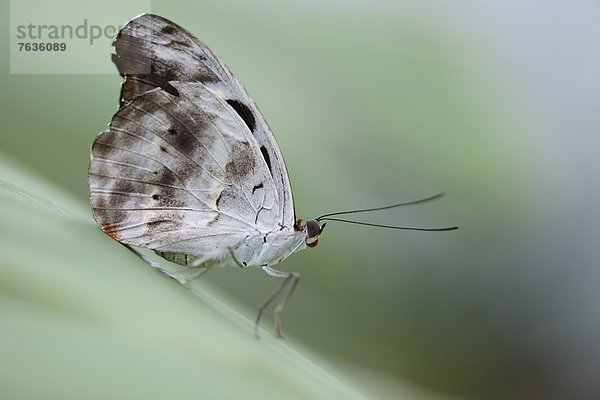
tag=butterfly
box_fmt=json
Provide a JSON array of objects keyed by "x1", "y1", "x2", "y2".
[{"x1": 88, "y1": 13, "x2": 457, "y2": 338}]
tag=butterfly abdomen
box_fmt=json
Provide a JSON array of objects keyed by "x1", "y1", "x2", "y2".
[
  {"x1": 155, "y1": 251, "x2": 190, "y2": 266},
  {"x1": 155, "y1": 251, "x2": 223, "y2": 268}
]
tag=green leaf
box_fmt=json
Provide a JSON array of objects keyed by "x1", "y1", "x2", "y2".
[{"x1": 0, "y1": 154, "x2": 368, "y2": 400}]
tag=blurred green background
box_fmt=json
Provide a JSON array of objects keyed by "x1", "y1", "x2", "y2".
[{"x1": 2, "y1": 0, "x2": 599, "y2": 399}]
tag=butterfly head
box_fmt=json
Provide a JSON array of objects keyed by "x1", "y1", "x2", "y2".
[{"x1": 295, "y1": 218, "x2": 326, "y2": 248}]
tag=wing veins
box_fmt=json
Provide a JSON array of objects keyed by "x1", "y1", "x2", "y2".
[
  {"x1": 149, "y1": 88, "x2": 270, "y2": 219},
  {"x1": 147, "y1": 231, "x2": 242, "y2": 249},
  {"x1": 92, "y1": 143, "x2": 187, "y2": 189},
  {"x1": 116, "y1": 108, "x2": 230, "y2": 188},
  {"x1": 89, "y1": 171, "x2": 186, "y2": 189},
  {"x1": 110, "y1": 114, "x2": 260, "y2": 222},
  {"x1": 94, "y1": 157, "x2": 155, "y2": 172},
  {"x1": 91, "y1": 168, "x2": 252, "y2": 226},
  {"x1": 91, "y1": 189, "x2": 149, "y2": 197},
  {"x1": 132, "y1": 17, "x2": 228, "y2": 77},
  {"x1": 150, "y1": 90, "x2": 227, "y2": 169},
  {"x1": 165, "y1": 83, "x2": 270, "y2": 217},
  {"x1": 94, "y1": 207, "x2": 202, "y2": 211}
]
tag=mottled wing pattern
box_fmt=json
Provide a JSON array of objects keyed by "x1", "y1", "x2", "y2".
[
  {"x1": 89, "y1": 81, "x2": 279, "y2": 256},
  {"x1": 112, "y1": 13, "x2": 295, "y2": 226}
]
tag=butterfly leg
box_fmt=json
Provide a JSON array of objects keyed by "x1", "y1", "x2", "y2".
[
  {"x1": 257, "y1": 266, "x2": 300, "y2": 339},
  {"x1": 228, "y1": 248, "x2": 248, "y2": 268},
  {"x1": 123, "y1": 243, "x2": 163, "y2": 270},
  {"x1": 124, "y1": 244, "x2": 209, "y2": 287},
  {"x1": 156, "y1": 261, "x2": 210, "y2": 287},
  {"x1": 175, "y1": 266, "x2": 210, "y2": 287}
]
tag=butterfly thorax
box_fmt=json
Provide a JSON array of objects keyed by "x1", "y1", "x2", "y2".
[{"x1": 232, "y1": 228, "x2": 308, "y2": 267}]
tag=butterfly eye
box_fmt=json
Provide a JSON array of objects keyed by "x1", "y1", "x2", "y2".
[
  {"x1": 305, "y1": 219, "x2": 321, "y2": 238},
  {"x1": 305, "y1": 219, "x2": 322, "y2": 248}
]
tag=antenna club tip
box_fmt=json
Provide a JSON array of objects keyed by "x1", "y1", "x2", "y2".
[{"x1": 436, "y1": 226, "x2": 459, "y2": 231}]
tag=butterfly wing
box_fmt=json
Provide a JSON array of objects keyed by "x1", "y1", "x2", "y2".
[
  {"x1": 89, "y1": 81, "x2": 279, "y2": 256},
  {"x1": 111, "y1": 13, "x2": 295, "y2": 227}
]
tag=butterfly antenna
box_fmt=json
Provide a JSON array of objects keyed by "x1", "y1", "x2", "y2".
[
  {"x1": 316, "y1": 192, "x2": 445, "y2": 220},
  {"x1": 314, "y1": 218, "x2": 457, "y2": 231},
  {"x1": 316, "y1": 193, "x2": 458, "y2": 231}
]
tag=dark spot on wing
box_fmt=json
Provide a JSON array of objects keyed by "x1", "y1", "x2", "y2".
[
  {"x1": 161, "y1": 67, "x2": 178, "y2": 83},
  {"x1": 252, "y1": 182, "x2": 263, "y2": 194},
  {"x1": 132, "y1": 91, "x2": 210, "y2": 162},
  {"x1": 161, "y1": 25, "x2": 176, "y2": 34},
  {"x1": 158, "y1": 80, "x2": 180, "y2": 97},
  {"x1": 164, "y1": 122, "x2": 201, "y2": 158},
  {"x1": 146, "y1": 65, "x2": 180, "y2": 96},
  {"x1": 146, "y1": 220, "x2": 163, "y2": 228},
  {"x1": 152, "y1": 194, "x2": 161, "y2": 200},
  {"x1": 208, "y1": 214, "x2": 220, "y2": 227},
  {"x1": 113, "y1": 179, "x2": 135, "y2": 195},
  {"x1": 215, "y1": 190, "x2": 223, "y2": 209},
  {"x1": 226, "y1": 100, "x2": 256, "y2": 132},
  {"x1": 225, "y1": 141, "x2": 255, "y2": 179},
  {"x1": 155, "y1": 168, "x2": 178, "y2": 186},
  {"x1": 260, "y1": 146, "x2": 272, "y2": 175},
  {"x1": 146, "y1": 218, "x2": 179, "y2": 233},
  {"x1": 170, "y1": 39, "x2": 191, "y2": 48}
]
